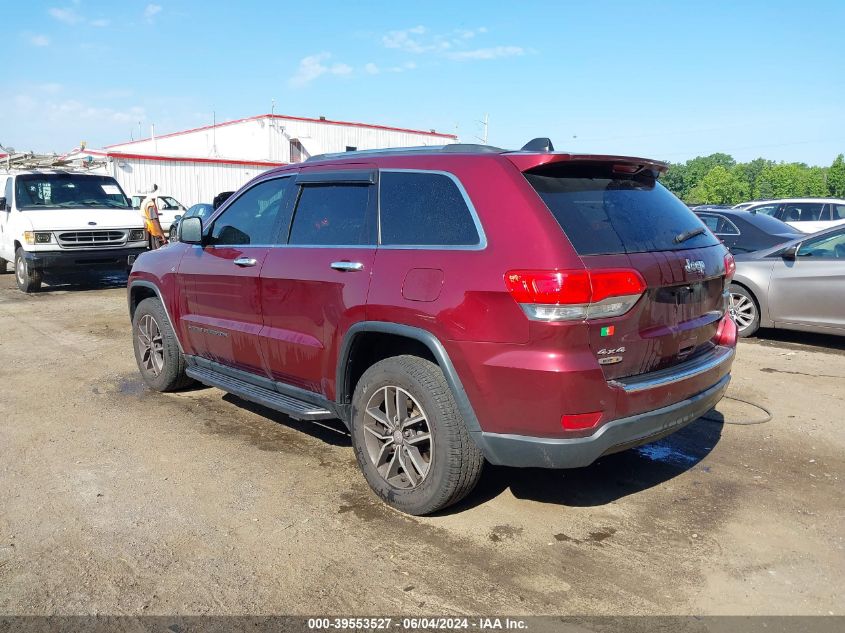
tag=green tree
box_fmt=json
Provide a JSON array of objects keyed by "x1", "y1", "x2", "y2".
[
  {"x1": 687, "y1": 165, "x2": 749, "y2": 205},
  {"x1": 828, "y1": 154, "x2": 845, "y2": 197}
]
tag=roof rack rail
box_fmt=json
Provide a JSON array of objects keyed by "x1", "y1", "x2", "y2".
[
  {"x1": 0, "y1": 144, "x2": 108, "y2": 172},
  {"x1": 305, "y1": 143, "x2": 506, "y2": 162}
]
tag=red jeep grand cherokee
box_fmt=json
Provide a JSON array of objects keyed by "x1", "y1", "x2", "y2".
[{"x1": 128, "y1": 140, "x2": 737, "y2": 515}]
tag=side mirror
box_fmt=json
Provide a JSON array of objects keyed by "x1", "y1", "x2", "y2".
[
  {"x1": 0, "y1": 197, "x2": 7, "y2": 211},
  {"x1": 179, "y1": 216, "x2": 203, "y2": 244},
  {"x1": 781, "y1": 244, "x2": 798, "y2": 260}
]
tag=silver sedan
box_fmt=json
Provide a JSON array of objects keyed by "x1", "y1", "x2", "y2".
[{"x1": 730, "y1": 225, "x2": 845, "y2": 337}]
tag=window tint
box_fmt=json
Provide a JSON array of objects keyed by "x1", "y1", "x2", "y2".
[
  {"x1": 698, "y1": 213, "x2": 739, "y2": 235},
  {"x1": 379, "y1": 171, "x2": 480, "y2": 246},
  {"x1": 782, "y1": 202, "x2": 824, "y2": 222},
  {"x1": 288, "y1": 183, "x2": 373, "y2": 246},
  {"x1": 833, "y1": 204, "x2": 845, "y2": 221},
  {"x1": 797, "y1": 229, "x2": 845, "y2": 258},
  {"x1": 525, "y1": 165, "x2": 719, "y2": 255},
  {"x1": 210, "y1": 177, "x2": 292, "y2": 245}
]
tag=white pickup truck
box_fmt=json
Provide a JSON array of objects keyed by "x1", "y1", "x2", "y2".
[{"x1": 0, "y1": 170, "x2": 148, "y2": 293}]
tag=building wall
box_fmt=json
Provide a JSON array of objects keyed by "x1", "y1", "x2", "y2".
[
  {"x1": 107, "y1": 115, "x2": 456, "y2": 163},
  {"x1": 109, "y1": 157, "x2": 274, "y2": 207}
]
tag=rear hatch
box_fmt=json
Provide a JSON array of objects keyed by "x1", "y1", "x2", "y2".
[{"x1": 522, "y1": 160, "x2": 728, "y2": 380}]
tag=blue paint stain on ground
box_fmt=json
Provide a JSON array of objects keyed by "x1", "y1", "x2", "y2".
[{"x1": 634, "y1": 440, "x2": 700, "y2": 466}]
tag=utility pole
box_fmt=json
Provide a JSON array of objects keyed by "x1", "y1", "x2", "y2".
[{"x1": 474, "y1": 113, "x2": 489, "y2": 145}]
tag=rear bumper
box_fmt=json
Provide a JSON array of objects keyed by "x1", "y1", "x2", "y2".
[
  {"x1": 473, "y1": 373, "x2": 730, "y2": 468},
  {"x1": 23, "y1": 247, "x2": 147, "y2": 270}
]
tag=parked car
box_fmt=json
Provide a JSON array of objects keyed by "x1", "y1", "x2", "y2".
[
  {"x1": 694, "y1": 208, "x2": 803, "y2": 253},
  {"x1": 741, "y1": 198, "x2": 845, "y2": 234},
  {"x1": 691, "y1": 204, "x2": 733, "y2": 211},
  {"x1": 732, "y1": 201, "x2": 765, "y2": 210},
  {"x1": 1, "y1": 170, "x2": 148, "y2": 292},
  {"x1": 128, "y1": 142, "x2": 736, "y2": 515},
  {"x1": 130, "y1": 193, "x2": 187, "y2": 231},
  {"x1": 730, "y1": 225, "x2": 845, "y2": 337},
  {"x1": 169, "y1": 203, "x2": 213, "y2": 241}
]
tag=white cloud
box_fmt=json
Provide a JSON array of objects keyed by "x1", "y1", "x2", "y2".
[
  {"x1": 144, "y1": 4, "x2": 162, "y2": 23},
  {"x1": 29, "y1": 33, "x2": 51, "y2": 47},
  {"x1": 289, "y1": 53, "x2": 354, "y2": 87},
  {"x1": 39, "y1": 83, "x2": 63, "y2": 94},
  {"x1": 48, "y1": 7, "x2": 82, "y2": 24},
  {"x1": 382, "y1": 25, "x2": 451, "y2": 54},
  {"x1": 363, "y1": 61, "x2": 417, "y2": 75},
  {"x1": 364, "y1": 62, "x2": 380, "y2": 75},
  {"x1": 90, "y1": 18, "x2": 111, "y2": 27},
  {"x1": 446, "y1": 45, "x2": 524, "y2": 61}
]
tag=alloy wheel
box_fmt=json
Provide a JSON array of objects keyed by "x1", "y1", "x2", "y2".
[
  {"x1": 362, "y1": 385, "x2": 433, "y2": 489},
  {"x1": 136, "y1": 314, "x2": 165, "y2": 377},
  {"x1": 729, "y1": 292, "x2": 757, "y2": 332}
]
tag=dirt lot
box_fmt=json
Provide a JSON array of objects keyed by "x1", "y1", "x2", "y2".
[{"x1": 0, "y1": 271, "x2": 843, "y2": 616}]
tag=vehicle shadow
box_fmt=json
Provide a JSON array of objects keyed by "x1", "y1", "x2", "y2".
[
  {"x1": 39, "y1": 271, "x2": 129, "y2": 292},
  {"x1": 749, "y1": 328, "x2": 845, "y2": 354},
  {"x1": 446, "y1": 414, "x2": 725, "y2": 513}
]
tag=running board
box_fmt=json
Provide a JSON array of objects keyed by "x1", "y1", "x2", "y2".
[{"x1": 186, "y1": 366, "x2": 335, "y2": 421}]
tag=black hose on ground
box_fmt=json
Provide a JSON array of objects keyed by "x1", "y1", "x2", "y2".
[{"x1": 700, "y1": 395, "x2": 773, "y2": 425}]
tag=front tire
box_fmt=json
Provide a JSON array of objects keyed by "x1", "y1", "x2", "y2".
[
  {"x1": 14, "y1": 248, "x2": 42, "y2": 293},
  {"x1": 350, "y1": 355, "x2": 484, "y2": 515},
  {"x1": 132, "y1": 297, "x2": 194, "y2": 391},
  {"x1": 729, "y1": 284, "x2": 760, "y2": 337}
]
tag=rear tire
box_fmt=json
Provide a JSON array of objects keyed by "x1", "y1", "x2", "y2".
[
  {"x1": 132, "y1": 297, "x2": 194, "y2": 391},
  {"x1": 14, "y1": 248, "x2": 42, "y2": 293},
  {"x1": 350, "y1": 355, "x2": 484, "y2": 516},
  {"x1": 729, "y1": 284, "x2": 760, "y2": 338}
]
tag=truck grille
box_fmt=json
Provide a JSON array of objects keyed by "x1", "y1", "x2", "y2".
[{"x1": 57, "y1": 230, "x2": 128, "y2": 248}]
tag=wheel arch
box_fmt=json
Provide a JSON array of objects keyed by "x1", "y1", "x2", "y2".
[
  {"x1": 127, "y1": 280, "x2": 184, "y2": 352},
  {"x1": 336, "y1": 322, "x2": 482, "y2": 434}
]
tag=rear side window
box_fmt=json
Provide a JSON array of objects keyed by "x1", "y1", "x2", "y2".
[
  {"x1": 833, "y1": 204, "x2": 845, "y2": 220},
  {"x1": 698, "y1": 213, "x2": 739, "y2": 235},
  {"x1": 524, "y1": 165, "x2": 719, "y2": 255},
  {"x1": 379, "y1": 171, "x2": 480, "y2": 246},
  {"x1": 782, "y1": 202, "x2": 824, "y2": 222},
  {"x1": 210, "y1": 177, "x2": 292, "y2": 245},
  {"x1": 288, "y1": 184, "x2": 374, "y2": 245}
]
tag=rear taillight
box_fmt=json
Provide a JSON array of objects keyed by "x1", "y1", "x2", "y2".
[
  {"x1": 714, "y1": 313, "x2": 737, "y2": 347},
  {"x1": 724, "y1": 252, "x2": 736, "y2": 284},
  {"x1": 504, "y1": 269, "x2": 646, "y2": 322}
]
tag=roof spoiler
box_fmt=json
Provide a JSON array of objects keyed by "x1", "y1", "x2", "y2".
[{"x1": 505, "y1": 152, "x2": 669, "y2": 176}]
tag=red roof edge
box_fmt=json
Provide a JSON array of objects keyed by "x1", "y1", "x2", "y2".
[
  {"x1": 95, "y1": 149, "x2": 286, "y2": 168},
  {"x1": 105, "y1": 113, "x2": 457, "y2": 149}
]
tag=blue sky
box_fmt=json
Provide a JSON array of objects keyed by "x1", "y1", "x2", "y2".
[{"x1": 4, "y1": 0, "x2": 844, "y2": 165}]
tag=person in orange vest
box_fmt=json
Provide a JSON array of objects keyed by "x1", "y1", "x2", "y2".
[{"x1": 139, "y1": 184, "x2": 168, "y2": 249}]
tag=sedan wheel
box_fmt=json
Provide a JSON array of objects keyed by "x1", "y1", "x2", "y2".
[{"x1": 729, "y1": 288, "x2": 759, "y2": 336}]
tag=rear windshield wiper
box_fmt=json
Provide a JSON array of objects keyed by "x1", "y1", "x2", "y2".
[{"x1": 674, "y1": 227, "x2": 706, "y2": 244}]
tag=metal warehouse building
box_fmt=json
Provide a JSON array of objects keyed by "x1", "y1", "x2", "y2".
[{"x1": 88, "y1": 113, "x2": 458, "y2": 206}]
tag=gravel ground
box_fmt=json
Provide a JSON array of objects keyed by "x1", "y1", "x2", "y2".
[{"x1": 0, "y1": 270, "x2": 842, "y2": 616}]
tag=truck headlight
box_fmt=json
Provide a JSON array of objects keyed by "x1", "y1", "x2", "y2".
[
  {"x1": 128, "y1": 229, "x2": 147, "y2": 242},
  {"x1": 24, "y1": 231, "x2": 53, "y2": 244}
]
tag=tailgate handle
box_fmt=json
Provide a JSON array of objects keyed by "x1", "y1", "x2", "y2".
[
  {"x1": 233, "y1": 257, "x2": 258, "y2": 267},
  {"x1": 331, "y1": 261, "x2": 364, "y2": 272}
]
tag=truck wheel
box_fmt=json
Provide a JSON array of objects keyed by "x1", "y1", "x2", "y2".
[
  {"x1": 132, "y1": 297, "x2": 194, "y2": 391},
  {"x1": 14, "y1": 248, "x2": 42, "y2": 293},
  {"x1": 350, "y1": 355, "x2": 484, "y2": 516}
]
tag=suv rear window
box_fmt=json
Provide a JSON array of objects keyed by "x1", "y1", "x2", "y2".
[{"x1": 524, "y1": 165, "x2": 719, "y2": 255}]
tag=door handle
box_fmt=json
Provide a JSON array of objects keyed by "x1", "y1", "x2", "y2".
[
  {"x1": 330, "y1": 261, "x2": 364, "y2": 272},
  {"x1": 233, "y1": 257, "x2": 258, "y2": 267}
]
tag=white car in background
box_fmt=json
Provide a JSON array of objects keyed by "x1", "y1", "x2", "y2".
[
  {"x1": 741, "y1": 198, "x2": 845, "y2": 234},
  {"x1": 130, "y1": 194, "x2": 187, "y2": 231}
]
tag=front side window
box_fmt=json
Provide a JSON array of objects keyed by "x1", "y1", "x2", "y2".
[
  {"x1": 797, "y1": 229, "x2": 845, "y2": 259},
  {"x1": 209, "y1": 177, "x2": 292, "y2": 245},
  {"x1": 379, "y1": 171, "x2": 480, "y2": 247},
  {"x1": 15, "y1": 174, "x2": 130, "y2": 210},
  {"x1": 288, "y1": 183, "x2": 373, "y2": 246}
]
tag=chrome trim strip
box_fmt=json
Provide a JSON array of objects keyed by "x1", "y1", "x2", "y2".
[
  {"x1": 376, "y1": 169, "x2": 488, "y2": 251},
  {"x1": 609, "y1": 346, "x2": 735, "y2": 393}
]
